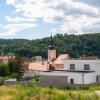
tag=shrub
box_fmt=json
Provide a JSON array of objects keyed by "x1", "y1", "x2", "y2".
[
  {"x1": 10, "y1": 72, "x2": 19, "y2": 80},
  {"x1": 0, "y1": 77, "x2": 9, "y2": 85},
  {"x1": 0, "y1": 64, "x2": 9, "y2": 77}
]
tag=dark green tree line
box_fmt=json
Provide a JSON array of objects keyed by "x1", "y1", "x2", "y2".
[{"x1": 0, "y1": 33, "x2": 100, "y2": 58}]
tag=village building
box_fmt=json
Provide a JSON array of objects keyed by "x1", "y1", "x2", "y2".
[
  {"x1": 0, "y1": 56, "x2": 15, "y2": 64},
  {"x1": 25, "y1": 35, "x2": 100, "y2": 86}
]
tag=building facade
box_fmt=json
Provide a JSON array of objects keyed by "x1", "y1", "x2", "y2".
[
  {"x1": 63, "y1": 59, "x2": 100, "y2": 84},
  {"x1": 25, "y1": 35, "x2": 100, "y2": 86},
  {"x1": 39, "y1": 59, "x2": 100, "y2": 85}
]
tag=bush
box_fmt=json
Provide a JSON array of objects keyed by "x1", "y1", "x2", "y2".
[
  {"x1": 0, "y1": 64, "x2": 9, "y2": 77},
  {"x1": 10, "y1": 72, "x2": 19, "y2": 80},
  {"x1": 89, "y1": 85, "x2": 100, "y2": 91},
  {"x1": 0, "y1": 77, "x2": 9, "y2": 85}
]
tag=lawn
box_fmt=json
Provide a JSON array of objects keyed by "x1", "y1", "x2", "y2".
[{"x1": 0, "y1": 85, "x2": 100, "y2": 100}]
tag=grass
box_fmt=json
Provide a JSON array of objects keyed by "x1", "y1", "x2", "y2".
[{"x1": 0, "y1": 85, "x2": 100, "y2": 100}]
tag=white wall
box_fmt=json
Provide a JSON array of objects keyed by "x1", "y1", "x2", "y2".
[
  {"x1": 40, "y1": 71, "x2": 82, "y2": 84},
  {"x1": 39, "y1": 71, "x2": 96, "y2": 84},
  {"x1": 66, "y1": 72, "x2": 83, "y2": 84},
  {"x1": 66, "y1": 72, "x2": 96, "y2": 84},
  {"x1": 84, "y1": 73, "x2": 96, "y2": 84},
  {"x1": 64, "y1": 60, "x2": 100, "y2": 75},
  {"x1": 63, "y1": 60, "x2": 100, "y2": 84}
]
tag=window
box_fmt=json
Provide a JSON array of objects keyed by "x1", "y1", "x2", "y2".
[
  {"x1": 84, "y1": 64, "x2": 90, "y2": 70},
  {"x1": 70, "y1": 79, "x2": 74, "y2": 84},
  {"x1": 70, "y1": 64, "x2": 75, "y2": 70}
]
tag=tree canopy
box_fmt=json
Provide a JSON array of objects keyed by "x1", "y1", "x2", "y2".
[{"x1": 0, "y1": 33, "x2": 100, "y2": 58}]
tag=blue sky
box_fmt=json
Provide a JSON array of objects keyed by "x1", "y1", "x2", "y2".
[{"x1": 0, "y1": 0, "x2": 100, "y2": 39}]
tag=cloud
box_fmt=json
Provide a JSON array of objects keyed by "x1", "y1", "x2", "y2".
[
  {"x1": 0, "y1": 23, "x2": 37, "y2": 37},
  {"x1": 6, "y1": 0, "x2": 15, "y2": 5},
  {"x1": 7, "y1": 0, "x2": 64, "y2": 23},
  {"x1": 61, "y1": 15, "x2": 100, "y2": 34},
  {"x1": 5, "y1": 0, "x2": 100, "y2": 35},
  {"x1": 61, "y1": 0, "x2": 99, "y2": 16},
  {"x1": 0, "y1": 24, "x2": 2, "y2": 27},
  {"x1": 8, "y1": 0, "x2": 99, "y2": 21},
  {"x1": 6, "y1": 16, "x2": 36, "y2": 22}
]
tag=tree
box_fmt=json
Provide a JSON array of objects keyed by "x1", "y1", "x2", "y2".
[
  {"x1": 0, "y1": 64, "x2": 9, "y2": 76},
  {"x1": 0, "y1": 33, "x2": 100, "y2": 58},
  {"x1": 31, "y1": 56, "x2": 36, "y2": 61},
  {"x1": 8, "y1": 56, "x2": 22, "y2": 79}
]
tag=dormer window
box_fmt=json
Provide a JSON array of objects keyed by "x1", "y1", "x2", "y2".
[
  {"x1": 84, "y1": 64, "x2": 90, "y2": 70},
  {"x1": 70, "y1": 64, "x2": 75, "y2": 70}
]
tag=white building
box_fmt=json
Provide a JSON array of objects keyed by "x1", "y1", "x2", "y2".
[
  {"x1": 39, "y1": 59, "x2": 100, "y2": 85},
  {"x1": 63, "y1": 59, "x2": 100, "y2": 84},
  {"x1": 25, "y1": 36, "x2": 100, "y2": 86}
]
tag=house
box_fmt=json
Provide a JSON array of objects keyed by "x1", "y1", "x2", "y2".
[
  {"x1": 25, "y1": 35, "x2": 100, "y2": 86},
  {"x1": 39, "y1": 35, "x2": 100, "y2": 86},
  {"x1": 24, "y1": 61, "x2": 49, "y2": 77},
  {"x1": 0, "y1": 56, "x2": 14, "y2": 64},
  {"x1": 25, "y1": 35, "x2": 69, "y2": 74},
  {"x1": 63, "y1": 59, "x2": 100, "y2": 84},
  {"x1": 49, "y1": 54, "x2": 69, "y2": 70},
  {"x1": 39, "y1": 58, "x2": 100, "y2": 86}
]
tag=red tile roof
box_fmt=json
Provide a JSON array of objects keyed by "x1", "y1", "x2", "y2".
[
  {"x1": 28, "y1": 61, "x2": 48, "y2": 71},
  {"x1": 54, "y1": 54, "x2": 69, "y2": 64},
  {"x1": 80, "y1": 56, "x2": 98, "y2": 60},
  {"x1": 28, "y1": 54, "x2": 69, "y2": 71}
]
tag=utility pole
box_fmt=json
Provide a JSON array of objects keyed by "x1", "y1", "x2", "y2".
[{"x1": 82, "y1": 73, "x2": 84, "y2": 85}]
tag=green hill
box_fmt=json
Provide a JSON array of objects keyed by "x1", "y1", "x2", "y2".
[{"x1": 0, "y1": 33, "x2": 100, "y2": 58}]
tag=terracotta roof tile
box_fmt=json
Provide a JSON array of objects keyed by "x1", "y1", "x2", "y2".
[
  {"x1": 54, "y1": 54, "x2": 69, "y2": 64},
  {"x1": 28, "y1": 61, "x2": 48, "y2": 71}
]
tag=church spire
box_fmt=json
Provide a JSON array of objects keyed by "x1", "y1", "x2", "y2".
[
  {"x1": 48, "y1": 35, "x2": 55, "y2": 50},
  {"x1": 48, "y1": 35, "x2": 56, "y2": 62}
]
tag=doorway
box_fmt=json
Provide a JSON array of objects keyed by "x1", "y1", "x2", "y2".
[
  {"x1": 70, "y1": 79, "x2": 74, "y2": 84},
  {"x1": 96, "y1": 75, "x2": 100, "y2": 83}
]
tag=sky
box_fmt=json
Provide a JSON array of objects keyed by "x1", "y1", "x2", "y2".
[{"x1": 0, "y1": 0, "x2": 100, "y2": 39}]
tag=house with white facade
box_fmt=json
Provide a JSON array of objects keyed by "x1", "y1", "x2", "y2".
[
  {"x1": 39, "y1": 59, "x2": 100, "y2": 86},
  {"x1": 63, "y1": 59, "x2": 100, "y2": 84},
  {"x1": 25, "y1": 35, "x2": 100, "y2": 86}
]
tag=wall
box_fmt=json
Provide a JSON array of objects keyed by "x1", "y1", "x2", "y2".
[
  {"x1": 84, "y1": 73, "x2": 96, "y2": 84},
  {"x1": 39, "y1": 71, "x2": 96, "y2": 85},
  {"x1": 48, "y1": 50, "x2": 56, "y2": 61},
  {"x1": 24, "y1": 70, "x2": 39, "y2": 77},
  {"x1": 66, "y1": 72, "x2": 83, "y2": 84},
  {"x1": 64, "y1": 60, "x2": 100, "y2": 75},
  {"x1": 40, "y1": 75, "x2": 68, "y2": 87},
  {"x1": 66, "y1": 72, "x2": 96, "y2": 84}
]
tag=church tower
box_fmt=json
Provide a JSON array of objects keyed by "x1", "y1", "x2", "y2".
[{"x1": 48, "y1": 35, "x2": 56, "y2": 62}]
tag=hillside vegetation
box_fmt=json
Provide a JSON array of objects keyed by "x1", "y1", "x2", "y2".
[
  {"x1": 0, "y1": 85, "x2": 100, "y2": 100},
  {"x1": 0, "y1": 33, "x2": 100, "y2": 58}
]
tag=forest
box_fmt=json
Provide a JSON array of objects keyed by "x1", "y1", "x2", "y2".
[{"x1": 0, "y1": 33, "x2": 100, "y2": 58}]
